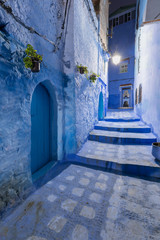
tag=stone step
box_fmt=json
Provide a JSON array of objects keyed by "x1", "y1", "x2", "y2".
[
  {"x1": 89, "y1": 129, "x2": 157, "y2": 145},
  {"x1": 103, "y1": 117, "x2": 140, "y2": 122},
  {"x1": 95, "y1": 121, "x2": 151, "y2": 133},
  {"x1": 67, "y1": 141, "x2": 160, "y2": 180}
]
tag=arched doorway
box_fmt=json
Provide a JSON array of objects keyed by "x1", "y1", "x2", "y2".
[
  {"x1": 31, "y1": 83, "x2": 51, "y2": 174},
  {"x1": 98, "y1": 91, "x2": 104, "y2": 120}
]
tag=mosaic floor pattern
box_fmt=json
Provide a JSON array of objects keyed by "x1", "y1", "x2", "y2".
[{"x1": 0, "y1": 164, "x2": 160, "y2": 240}]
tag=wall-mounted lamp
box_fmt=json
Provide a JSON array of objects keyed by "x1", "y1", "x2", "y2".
[{"x1": 112, "y1": 55, "x2": 121, "y2": 65}]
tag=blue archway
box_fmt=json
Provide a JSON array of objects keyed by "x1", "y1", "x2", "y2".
[
  {"x1": 31, "y1": 80, "x2": 57, "y2": 174},
  {"x1": 98, "y1": 91, "x2": 104, "y2": 120}
]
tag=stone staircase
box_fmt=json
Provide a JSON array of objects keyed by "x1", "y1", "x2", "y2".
[{"x1": 68, "y1": 111, "x2": 160, "y2": 180}]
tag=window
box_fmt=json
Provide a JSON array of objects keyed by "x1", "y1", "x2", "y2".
[
  {"x1": 115, "y1": 17, "x2": 119, "y2": 26},
  {"x1": 125, "y1": 13, "x2": 128, "y2": 22},
  {"x1": 144, "y1": 0, "x2": 160, "y2": 22},
  {"x1": 120, "y1": 63, "x2": 128, "y2": 73},
  {"x1": 113, "y1": 18, "x2": 115, "y2": 27},
  {"x1": 109, "y1": 20, "x2": 112, "y2": 28},
  {"x1": 119, "y1": 15, "x2": 124, "y2": 24},
  {"x1": 132, "y1": 10, "x2": 136, "y2": 19},
  {"x1": 127, "y1": 12, "x2": 131, "y2": 21},
  {"x1": 139, "y1": 84, "x2": 142, "y2": 103}
]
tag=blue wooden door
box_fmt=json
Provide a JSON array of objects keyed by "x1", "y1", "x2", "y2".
[
  {"x1": 98, "y1": 92, "x2": 104, "y2": 120},
  {"x1": 31, "y1": 84, "x2": 50, "y2": 174},
  {"x1": 122, "y1": 87, "x2": 132, "y2": 107}
]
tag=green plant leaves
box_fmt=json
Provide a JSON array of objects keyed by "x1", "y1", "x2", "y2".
[{"x1": 23, "y1": 44, "x2": 43, "y2": 70}]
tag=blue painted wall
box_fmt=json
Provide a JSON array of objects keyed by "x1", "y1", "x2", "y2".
[
  {"x1": 0, "y1": 0, "x2": 66, "y2": 215},
  {"x1": 0, "y1": 0, "x2": 109, "y2": 216},
  {"x1": 108, "y1": 15, "x2": 135, "y2": 109},
  {"x1": 134, "y1": 0, "x2": 160, "y2": 140}
]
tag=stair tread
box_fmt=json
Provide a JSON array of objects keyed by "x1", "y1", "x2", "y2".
[
  {"x1": 96, "y1": 121, "x2": 150, "y2": 129},
  {"x1": 90, "y1": 129, "x2": 156, "y2": 139},
  {"x1": 77, "y1": 140, "x2": 159, "y2": 168},
  {"x1": 105, "y1": 110, "x2": 140, "y2": 119}
]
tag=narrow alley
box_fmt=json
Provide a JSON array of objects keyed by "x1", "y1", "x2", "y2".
[
  {"x1": 0, "y1": 0, "x2": 160, "y2": 239},
  {"x1": 0, "y1": 163, "x2": 160, "y2": 240}
]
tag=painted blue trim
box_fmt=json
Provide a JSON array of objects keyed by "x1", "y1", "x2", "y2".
[
  {"x1": 66, "y1": 155, "x2": 160, "y2": 180},
  {"x1": 94, "y1": 125, "x2": 151, "y2": 133},
  {"x1": 88, "y1": 134, "x2": 157, "y2": 145}
]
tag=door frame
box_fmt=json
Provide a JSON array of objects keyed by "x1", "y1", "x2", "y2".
[
  {"x1": 119, "y1": 84, "x2": 133, "y2": 108},
  {"x1": 31, "y1": 80, "x2": 57, "y2": 174}
]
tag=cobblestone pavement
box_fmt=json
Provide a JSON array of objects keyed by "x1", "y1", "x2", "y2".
[{"x1": 0, "y1": 164, "x2": 160, "y2": 240}]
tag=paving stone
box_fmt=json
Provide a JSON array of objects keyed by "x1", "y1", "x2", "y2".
[
  {"x1": 27, "y1": 237, "x2": 47, "y2": 240},
  {"x1": 147, "y1": 184, "x2": 160, "y2": 193},
  {"x1": 98, "y1": 174, "x2": 108, "y2": 182},
  {"x1": 47, "y1": 194, "x2": 57, "y2": 203},
  {"x1": 79, "y1": 178, "x2": 90, "y2": 186},
  {"x1": 72, "y1": 188, "x2": 84, "y2": 197},
  {"x1": 59, "y1": 185, "x2": 66, "y2": 191},
  {"x1": 127, "y1": 220, "x2": 146, "y2": 236},
  {"x1": 61, "y1": 199, "x2": 77, "y2": 212},
  {"x1": 95, "y1": 182, "x2": 107, "y2": 191},
  {"x1": 84, "y1": 172, "x2": 95, "y2": 178},
  {"x1": 66, "y1": 176, "x2": 75, "y2": 181},
  {"x1": 149, "y1": 195, "x2": 160, "y2": 206},
  {"x1": 1, "y1": 164, "x2": 160, "y2": 240},
  {"x1": 80, "y1": 206, "x2": 95, "y2": 219},
  {"x1": 106, "y1": 206, "x2": 118, "y2": 220},
  {"x1": 48, "y1": 216, "x2": 67, "y2": 233},
  {"x1": 89, "y1": 192, "x2": 102, "y2": 203},
  {"x1": 72, "y1": 224, "x2": 88, "y2": 240}
]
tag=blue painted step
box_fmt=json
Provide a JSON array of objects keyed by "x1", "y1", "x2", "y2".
[
  {"x1": 95, "y1": 121, "x2": 151, "y2": 133},
  {"x1": 103, "y1": 118, "x2": 140, "y2": 122},
  {"x1": 67, "y1": 141, "x2": 160, "y2": 180},
  {"x1": 89, "y1": 130, "x2": 157, "y2": 145}
]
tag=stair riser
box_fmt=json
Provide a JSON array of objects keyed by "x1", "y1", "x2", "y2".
[
  {"x1": 88, "y1": 134, "x2": 157, "y2": 145},
  {"x1": 94, "y1": 126, "x2": 151, "y2": 133},
  {"x1": 67, "y1": 155, "x2": 160, "y2": 180},
  {"x1": 102, "y1": 119, "x2": 140, "y2": 122}
]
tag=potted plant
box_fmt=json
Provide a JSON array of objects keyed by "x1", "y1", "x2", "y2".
[
  {"x1": 152, "y1": 142, "x2": 160, "y2": 161},
  {"x1": 89, "y1": 73, "x2": 99, "y2": 83},
  {"x1": 23, "y1": 44, "x2": 43, "y2": 72},
  {"x1": 77, "y1": 64, "x2": 88, "y2": 75}
]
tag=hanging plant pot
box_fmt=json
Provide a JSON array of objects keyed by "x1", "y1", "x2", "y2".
[
  {"x1": 89, "y1": 73, "x2": 99, "y2": 83},
  {"x1": 23, "y1": 44, "x2": 43, "y2": 73},
  {"x1": 77, "y1": 64, "x2": 88, "y2": 75},
  {"x1": 79, "y1": 67, "x2": 85, "y2": 74},
  {"x1": 152, "y1": 142, "x2": 160, "y2": 161},
  {"x1": 31, "y1": 60, "x2": 41, "y2": 73}
]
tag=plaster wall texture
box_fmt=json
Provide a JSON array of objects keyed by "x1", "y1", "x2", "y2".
[
  {"x1": 134, "y1": 22, "x2": 160, "y2": 140},
  {"x1": 0, "y1": 0, "x2": 109, "y2": 216},
  {"x1": 74, "y1": 0, "x2": 108, "y2": 150},
  {"x1": 0, "y1": 0, "x2": 65, "y2": 215},
  {"x1": 108, "y1": 19, "x2": 135, "y2": 109}
]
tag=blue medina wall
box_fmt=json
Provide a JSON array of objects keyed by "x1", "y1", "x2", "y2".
[
  {"x1": 108, "y1": 7, "x2": 136, "y2": 109},
  {"x1": 0, "y1": 0, "x2": 109, "y2": 216},
  {"x1": 0, "y1": 0, "x2": 65, "y2": 216},
  {"x1": 134, "y1": 0, "x2": 160, "y2": 140}
]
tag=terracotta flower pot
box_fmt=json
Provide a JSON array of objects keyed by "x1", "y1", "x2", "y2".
[
  {"x1": 31, "y1": 61, "x2": 40, "y2": 72},
  {"x1": 152, "y1": 142, "x2": 160, "y2": 161}
]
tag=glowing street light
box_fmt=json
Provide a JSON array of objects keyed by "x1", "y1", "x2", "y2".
[{"x1": 112, "y1": 55, "x2": 121, "y2": 65}]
